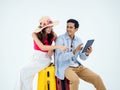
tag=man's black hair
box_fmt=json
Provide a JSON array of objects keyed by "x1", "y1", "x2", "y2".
[{"x1": 67, "y1": 19, "x2": 79, "y2": 28}]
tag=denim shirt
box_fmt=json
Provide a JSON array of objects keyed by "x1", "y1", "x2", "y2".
[{"x1": 55, "y1": 33, "x2": 88, "y2": 80}]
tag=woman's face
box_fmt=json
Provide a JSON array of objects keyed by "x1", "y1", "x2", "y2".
[{"x1": 45, "y1": 26, "x2": 53, "y2": 34}]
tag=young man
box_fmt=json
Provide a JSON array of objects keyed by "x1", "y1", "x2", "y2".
[{"x1": 55, "y1": 19, "x2": 106, "y2": 90}]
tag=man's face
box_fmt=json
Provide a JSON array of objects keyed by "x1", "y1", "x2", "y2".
[{"x1": 66, "y1": 22, "x2": 78, "y2": 37}]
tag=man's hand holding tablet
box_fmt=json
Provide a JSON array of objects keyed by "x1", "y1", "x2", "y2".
[{"x1": 82, "y1": 39, "x2": 94, "y2": 53}]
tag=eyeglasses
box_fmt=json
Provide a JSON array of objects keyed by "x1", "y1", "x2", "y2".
[
  {"x1": 70, "y1": 39, "x2": 74, "y2": 52},
  {"x1": 70, "y1": 44, "x2": 73, "y2": 52}
]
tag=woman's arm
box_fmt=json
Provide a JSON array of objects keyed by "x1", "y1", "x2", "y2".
[{"x1": 32, "y1": 32, "x2": 67, "y2": 51}]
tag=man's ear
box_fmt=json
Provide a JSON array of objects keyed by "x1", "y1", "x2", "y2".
[{"x1": 75, "y1": 28, "x2": 78, "y2": 32}]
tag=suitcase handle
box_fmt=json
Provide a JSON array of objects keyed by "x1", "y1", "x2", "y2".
[
  {"x1": 47, "y1": 80, "x2": 50, "y2": 90},
  {"x1": 47, "y1": 71, "x2": 50, "y2": 77}
]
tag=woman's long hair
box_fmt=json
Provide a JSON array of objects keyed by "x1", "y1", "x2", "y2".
[{"x1": 36, "y1": 27, "x2": 54, "y2": 45}]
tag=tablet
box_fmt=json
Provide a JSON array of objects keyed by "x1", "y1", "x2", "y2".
[{"x1": 82, "y1": 39, "x2": 94, "y2": 53}]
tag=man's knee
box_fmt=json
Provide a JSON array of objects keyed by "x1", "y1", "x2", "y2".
[
  {"x1": 94, "y1": 74, "x2": 102, "y2": 81},
  {"x1": 92, "y1": 74, "x2": 104, "y2": 85},
  {"x1": 70, "y1": 78, "x2": 80, "y2": 85}
]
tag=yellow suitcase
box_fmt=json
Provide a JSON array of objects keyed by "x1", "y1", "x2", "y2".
[{"x1": 37, "y1": 64, "x2": 56, "y2": 90}]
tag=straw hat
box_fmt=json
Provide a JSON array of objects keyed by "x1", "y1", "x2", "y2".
[{"x1": 35, "y1": 16, "x2": 59, "y2": 33}]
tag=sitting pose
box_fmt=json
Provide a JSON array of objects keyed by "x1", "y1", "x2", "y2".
[
  {"x1": 15, "y1": 16, "x2": 67, "y2": 90},
  {"x1": 55, "y1": 18, "x2": 106, "y2": 90}
]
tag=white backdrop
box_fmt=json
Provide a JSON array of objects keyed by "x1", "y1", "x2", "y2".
[{"x1": 0, "y1": 0, "x2": 120, "y2": 90}]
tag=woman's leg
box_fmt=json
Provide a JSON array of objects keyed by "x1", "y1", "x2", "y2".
[{"x1": 20, "y1": 54, "x2": 51, "y2": 90}]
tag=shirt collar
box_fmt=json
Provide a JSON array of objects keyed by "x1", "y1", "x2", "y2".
[{"x1": 65, "y1": 32, "x2": 77, "y2": 40}]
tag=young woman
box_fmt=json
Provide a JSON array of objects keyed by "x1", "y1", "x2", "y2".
[{"x1": 16, "y1": 16, "x2": 67, "y2": 90}]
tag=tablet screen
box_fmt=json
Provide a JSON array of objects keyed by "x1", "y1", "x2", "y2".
[{"x1": 82, "y1": 39, "x2": 94, "y2": 53}]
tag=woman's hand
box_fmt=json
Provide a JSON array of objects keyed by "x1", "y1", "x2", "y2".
[{"x1": 59, "y1": 46, "x2": 68, "y2": 52}]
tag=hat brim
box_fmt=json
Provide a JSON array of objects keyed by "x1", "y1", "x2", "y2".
[{"x1": 34, "y1": 21, "x2": 59, "y2": 33}]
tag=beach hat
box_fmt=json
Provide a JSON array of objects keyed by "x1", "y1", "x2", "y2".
[{"x1": 35, "y1": 16, "x2": 59, "y2": 33}]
